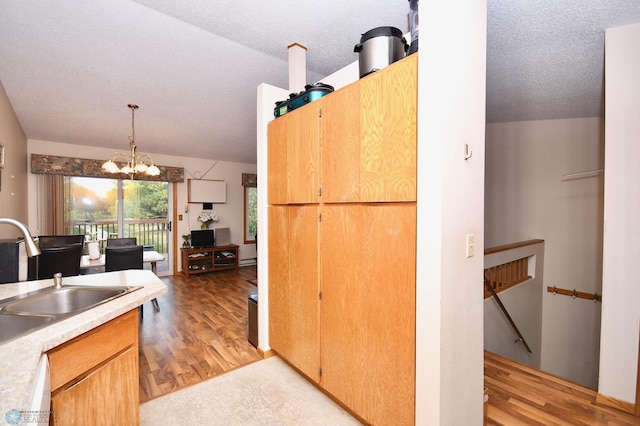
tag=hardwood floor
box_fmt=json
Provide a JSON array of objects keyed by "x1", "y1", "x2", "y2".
[
  {"x1": 138, "y1": 268, "x2": 639, "y2": 424},
  {"x1": 485, "y1": 351, "x2": 640, "y2": 425},
  {"x1": 138, "y1": 266, "x2": 261, "y2": 403}
]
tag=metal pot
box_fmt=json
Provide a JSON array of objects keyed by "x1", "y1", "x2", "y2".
[{"x1": 354, "y1": 26, "x2": 407, "y2": 78}]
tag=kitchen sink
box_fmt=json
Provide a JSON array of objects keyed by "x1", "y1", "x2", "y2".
[
  {"x1": 0, "y1": 312, "x2": 55, "y2": 343},
  {"x1": 0, "y1": 286, "x2": 136, "y2": 315},
  {"x1": 0, "y1": 284, "x2": 142, "y2": 344}
]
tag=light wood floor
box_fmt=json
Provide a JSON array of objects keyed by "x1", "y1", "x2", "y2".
[
  {"x1": 485, "y1": 351, "x2": 640, "y2": 425},
  {"x1": 138, "y1": 266, "x2": 261, "y2": 403},
  {"x1": 138, "y1": 267, "x2": 639, "y2": 424}
]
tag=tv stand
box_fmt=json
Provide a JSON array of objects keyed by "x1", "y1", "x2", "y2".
[{"x1": 180, "y1": 244, "x2": 239, "y2": 278}]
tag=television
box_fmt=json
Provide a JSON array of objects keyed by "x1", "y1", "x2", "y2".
[{"x1": 191, "y1": 229, "x2": 215, "y2": 248}]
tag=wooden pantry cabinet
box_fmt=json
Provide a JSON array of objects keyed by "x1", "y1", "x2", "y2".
[
  {"x1": 48, "y1": 310, "x2": 139, "y2": 426},
  {"x1": 268, "y1": 54, "x2": 417, "y2": 425}
]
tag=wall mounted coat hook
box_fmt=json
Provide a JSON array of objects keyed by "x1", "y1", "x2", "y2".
[{"x1": 464, "y1": 143, "x2": 472, "y2": 160}]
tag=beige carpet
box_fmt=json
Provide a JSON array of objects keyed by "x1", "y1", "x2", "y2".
[{"x1": 140, "y1": 356, "x2": 362, "y2": 426}]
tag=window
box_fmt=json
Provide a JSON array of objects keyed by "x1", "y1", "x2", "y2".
[
  {"x1": 67, "y1": 177, "x2": 170, "y2": 254},
  {"x1": 244, "y1": 185, "x2": 257, "y2": 243}
]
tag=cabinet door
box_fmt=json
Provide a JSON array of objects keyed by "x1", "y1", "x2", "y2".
[
  {"x1": 321, "y1": 82, "x2": 361, "y2": 203},
  {"x1": 268, "y1": 205, "x2": 320, "y2": 381},
  {"x1": 287, "y1": 105, "x2": 320, "y2": 203},
  {"x1": 267, "y1": 104, "x2": 320, "y2": 204},
  {"x1": 267, "y1": 115, "x2": 288, "y2": 205},
  {"x1": 320, "y1": 203, "x2": 416, "y2": 425},
  {"x1": 51, "y1": 346, "x2": 139, "y2": 426},
  {"x1": 359, "y1": 54, "x2": 417, "y2": 202}
]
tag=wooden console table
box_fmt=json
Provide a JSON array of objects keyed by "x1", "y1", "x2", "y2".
[{"x1": 181, "y1": 244, "x2": 239, "y2": 277}]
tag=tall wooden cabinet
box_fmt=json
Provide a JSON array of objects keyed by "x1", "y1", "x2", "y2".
[{"x1": 268, "y1": 54, "x2": 417, "y2": 425}]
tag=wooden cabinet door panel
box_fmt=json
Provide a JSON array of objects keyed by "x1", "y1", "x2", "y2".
[
  {"x1": 320, "y1": 203, "x2": 416, "y2": 425},
  {"x1": 51, "y1": 347, "x2": 139, "y2": 426},
  {"x1": 321, "y1": 83, "x2": 361, "y2": 203},
  {"x1": 360, "y1": 55, "x2": 417, "y2": 202},
  {"x1": 288, "y1": 205, "x2": 320, "y2": 381},
  {"x1": 268, "y1": 205, "x2": 320, "y2": 382},
  {"x1": 268, "y1": 205, "x2": 290, "y2": 355},
  {"x1": 267, "y1": 115, "x2": 288, "y2": 205},
  {"x1": 288, "y1": 105, "x2": 320, "y2": 204}
]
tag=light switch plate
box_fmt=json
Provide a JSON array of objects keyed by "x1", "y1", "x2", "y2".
[{"x1": 466, "y1": 234, "x2": 475, "y2": 258}]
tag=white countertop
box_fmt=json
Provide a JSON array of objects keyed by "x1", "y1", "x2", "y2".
[{"x1": 0, "y1": 270, "x2": 167, "y2": 412}]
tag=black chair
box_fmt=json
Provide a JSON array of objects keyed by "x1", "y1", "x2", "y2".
[
  {"x1": 105, "y1": 245, "x2": 143, "y2": 271},
  {"x1": 106, "y1": 238, "x2": 137, "y2": 247},
  {"x1": 105, "y1": 245, "x2": 160, "y2": 314},
  {"x1": 37, "y1": 245, "x2": 83, "y2": 279},
  {"x1": 38, "y1": 235, "x2": 85, "y2": 249}
]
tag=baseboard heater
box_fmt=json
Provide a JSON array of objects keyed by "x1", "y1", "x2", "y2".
[{"x1": 239, "y1": 258, "x2": 257, "y2": 266}]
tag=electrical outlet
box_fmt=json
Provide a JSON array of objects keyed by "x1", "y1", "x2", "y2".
[{"x1": 466, "y1": 234, "x2": 475, "y2": 258}]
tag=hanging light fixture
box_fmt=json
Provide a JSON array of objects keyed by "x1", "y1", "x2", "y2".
[{"x1": 102, "y1": 103, "x2": 161, "y2": 178}]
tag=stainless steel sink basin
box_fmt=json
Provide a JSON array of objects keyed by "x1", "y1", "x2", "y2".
[
  {"x1": 0, "y1": 312, "x2": 55, "y2": 343},
  {"x1": 0, "y1": 284, "x2": 142, "y2": 344},
  {"x1": 1, "y1": 286, "x2": 133, "y2": 315}
]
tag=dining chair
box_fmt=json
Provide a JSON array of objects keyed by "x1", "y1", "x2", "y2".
[
  {"x1": 38, "y1": 235, "x2": 85, "y2": 249},
  {"x1": 37, "y1": 245, "x2": 83, "y2": 279},
  {"x1": 106, "y1": 237, "x2": 137, "y2": 247},
  {"x1": 105, "y1": 245, "x2": 143, "y2": 272},
  {"x1": 105, "y1": 245, "x2": 160, "y2": 315}
]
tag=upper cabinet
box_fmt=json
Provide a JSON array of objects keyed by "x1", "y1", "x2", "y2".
[
  {"x1": 267, "y1": 102, "x2": 320, "y2": 204},
  {"x1": 323, "y1": 54, "x2": 418, "y2": 203},
  {"x1": 268, "y1": 54, "x2": 417, "y2": 205}
]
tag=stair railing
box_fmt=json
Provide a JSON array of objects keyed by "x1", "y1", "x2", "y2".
[{"x1": 484, "y1": 278, "x2": 532, "y2": 354}]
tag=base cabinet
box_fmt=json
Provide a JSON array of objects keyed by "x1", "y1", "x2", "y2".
[
  {"x1": 320, "y1": 203, "x2": 416, "y2": 425},
  {"x1": 268, "y1": 205, "x2": 320, "y2": 382},
  {"x1": 48, "y1": 310, "x2": 139, "y2": 426}
]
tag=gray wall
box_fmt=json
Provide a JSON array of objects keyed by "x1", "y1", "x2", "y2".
[{"x1": 0, "y1": 81, "x2": 29, "y2": 239}]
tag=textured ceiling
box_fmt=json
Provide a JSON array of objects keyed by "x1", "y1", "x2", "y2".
[{"x1": 1, "y1": 1, "x2": 639, "y2": 164}]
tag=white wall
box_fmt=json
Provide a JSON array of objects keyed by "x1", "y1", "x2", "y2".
[
  {"x1": 416, "y1": 1, "x2": 487, "y2": 424},
  {"x1": 26, "y1": 139, "x2": 257, "y2": 269},
  {"x1": 485, "y1": 117, "x2": 604, "y2": 389},
  {"x1": 0, "y1": 81, "x2": 29, "y2": 238},
  {"x1": 599, "y1": 22, "x2": 640, "y2": 404}
]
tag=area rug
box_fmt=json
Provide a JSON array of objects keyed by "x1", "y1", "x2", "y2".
[{"x1": 140, "y1": 357, "x2": 360, "y2": 425}]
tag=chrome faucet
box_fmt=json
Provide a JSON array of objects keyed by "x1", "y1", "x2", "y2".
[
  {"x1": 53, "y1": 272, "x2": 63, "y2": 289},
  {"x1": 0, "y1": 217, "x2": 41, "y2": 257}
]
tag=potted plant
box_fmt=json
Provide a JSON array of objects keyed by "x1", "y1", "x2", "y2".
[
  {"x1": 197, "y1": 211, "x2": 219, "y2": 229},
  {"x1": 181, "y1": 234, "x2": 191, "y2": 248}
]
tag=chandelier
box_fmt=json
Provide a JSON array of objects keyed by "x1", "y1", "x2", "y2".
[{"x1": 102, "y1": 103, "x2": 160, "y2": 178}]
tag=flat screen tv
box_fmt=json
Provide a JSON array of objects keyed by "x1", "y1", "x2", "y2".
[{"x1": 191, "y1": 229, "x2": 215, "y2": 248}]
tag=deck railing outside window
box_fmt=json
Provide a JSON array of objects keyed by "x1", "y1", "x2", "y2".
[{"x1": 70, "y1": 219, "x2": 169, "y2": 253}]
